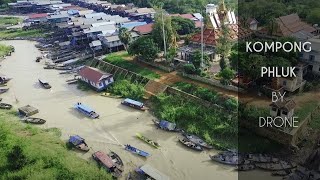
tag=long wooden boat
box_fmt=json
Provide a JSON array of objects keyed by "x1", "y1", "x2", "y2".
[
  {"x1": 210, "y1": 153, "x2": 245, "y2": 166},
  {"x1": 55, "y1": 66, "x2": 73, "y2": 70},
  {"x1": 23, "y1": 117, "x2": 46, "y2": 124},
  {"x1": 0, "y1": 103, "x2": 12, "y2": 110},
  {"x1": 152, "y1": 119, "x2": 182, "y2": 132},
  {"x1": 44, "y1": 65, "x2": 55, "y2": 69},
  {"x1": 101, "y1": 92, "x2": 122, "y2": 99},
  {"x1": 68, "y1": 135, "x2": 90, "y2": 152},
  {"x1": 136, "y1": 133, "x2": 160, "y2": 148},
  {"x1": 39, "y1": 79, "x2": 51, "y2": 89},
  {"x1": 92, "y1": 151, "x2": 123, "y2": 178},
  {"x1": 74, "y1": 102, "x2": 99, "y2": 119},
  {"x1": 179, "y1": 137, "x2": 203, "y2": 151},
  {"x1": 255, "y1": 161, "x2": 297, "y2": 171},
  {"x1": 183, "y1": 133, "x2": 213, "y2": 149},
  {"x1": 236, "y1": 164, "x2": 256, "y2": 171},
  {"x1": 108, "y1": 151, "x2": 124, "y2": 167},
  {"x1": 121, "y1": 98, "x2": 148, "y2": 111},
  {"x1": 245, "y1": 154, "x2": 279, "y2": 163},
  {"x1": 0, "y1": 88, "x2": 9, "y2": 94},
  {"x1": 135, "y1": 164, "x2": 170, "y2": 180},
  {"x1": 124, "y1": 144, "x2": 150, "y2": 157},
  {"x1": 272, "y1": 169, "x2": 293, "y2": 176}
]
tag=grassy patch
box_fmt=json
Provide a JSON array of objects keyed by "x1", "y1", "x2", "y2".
[
  {"x1": 0, "y1": 29, "x2": 45, "y2": 39},
  {"x1": 0, "y1": 17, "x2": 22, "y2": 26},
  {"x1": 0, "y1": 43, "x2": 13, "y2": 57},
  {"x1": 150, "y1": 93, "x2": 238, "y2": 149},
  {"x1": 104, "y1": 52, "x2": 161, "y2": 80},
  {"x1": 296, "y1": 101, "x2": 319, "y2": 121},
  {"x1": 107, "y1": 79, "x2": 145, "y2": 100},
  {"x1": 0, "y1": 110, "x2": 112, "y2": 179}
]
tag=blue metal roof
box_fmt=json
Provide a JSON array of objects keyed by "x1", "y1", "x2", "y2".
[
  {"x1": 120, "y1": 21, "x2": 147, "y2": 29},
  {"x1": 69, "y1": 135, "x2": 83, "y2": 145},
  {"x1": 159, "y1": 120, "x2": 176, "y2": 130},
  {"x1": 123, "y1": 98, "x2": 144, "y2": 107},
  {"x1": 75, "y1": 103, "x2": 94, "y2": 113}
]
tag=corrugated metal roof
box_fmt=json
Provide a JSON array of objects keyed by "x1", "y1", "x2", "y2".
[{"x1": 140, "y1": 164, "x2": 170, "y2": 180}]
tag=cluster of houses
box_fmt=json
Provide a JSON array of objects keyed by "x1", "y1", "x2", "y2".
[{"x1": 9, "y1": 0, "x2": 203, "y2": 56}]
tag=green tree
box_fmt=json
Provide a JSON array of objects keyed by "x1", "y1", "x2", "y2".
[
  {"x1": 216, "y1": 24, "x2": 232, "y2": 70},
  {"x1": 307, "y1": 8, "x2": 320, "y2": 24},
  {"x1": 191, "y1": 50, "x2": 210, "y2": 70},
  {"x1": 152, "y1": 10, "x2": 177, "y2": 51},
  {"x1": 7, "y1": 145, "x2": 28, "y2": 170},
  {"x1": 220, "y1": 67, "x2": 235, "y2": 81},
  {"x1": 171, "y1": 16, "x2": 196, "y2": 35},
  {"x1": 128, "y1": 36, "x2": 159, "y2": 62},
  {"x1": 118, "y1": 27, "x2": 132, "y2": 51}
]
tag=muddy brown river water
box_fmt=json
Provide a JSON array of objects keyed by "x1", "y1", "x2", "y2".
[{"x1": 0, "y1": 40, "x2": 280, "y2": 180}]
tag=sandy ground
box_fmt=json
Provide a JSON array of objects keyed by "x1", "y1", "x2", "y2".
[{"x1": 0, "y1": 40, "x2": 239, "y2": 180}]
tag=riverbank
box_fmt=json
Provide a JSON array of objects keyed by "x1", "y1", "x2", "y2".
[
  {"x1": 0, "y1": 40, "x2": 238, "y2": 180},
  {"x1": 0, "y1": 110, "x2": 112, "y2": 179}
]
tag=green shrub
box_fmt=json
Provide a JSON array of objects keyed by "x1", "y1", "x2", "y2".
[
  {"x1": 108, "y1": 79, "x2": 144, "y2": 100},
  {"x1": 183, "y1": 64, "x2": 196, "y2": 74}
]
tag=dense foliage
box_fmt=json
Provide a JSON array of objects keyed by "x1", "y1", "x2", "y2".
[
  {"x1": 0, "y1": 29, "x2": 45, "y2": 39},
  {"x1": 171, "y1": 16, "x2": 196, "y2": 35},
  {"x1": 173, "y1": 82, "x2": 238, "y2": 112},
  {"x1": 0, "y1": 17, "x2": 21, "y2": 27},
  {"x1": 0, "y1": 43, "x2": 13, "y2": 57},
  {"x1": 107, "y1": 79, "x2": 145, "y2": 100},
  {"x1": 0, "y1": 111, "x2": 112, "y2": 179},
  {"x1": 128, "y1": 36, "x2": 159, "y2": 62},
  {"x1": 150, "y1": 93, "x2": 238, "y2": 149},
  {"x1": 118, "y1": 27, "x2": 132, "y2": 51}
]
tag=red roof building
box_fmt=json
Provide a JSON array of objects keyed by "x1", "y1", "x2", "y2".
[
  {"x1": 133, "y1": 23, "x2": 153, "y2": 35},
  {"x1": 28, "y1": 13, "x2": 48, "y2": 19},
  {"x1": 78, "y1": 66, "x2": 113, "y2": 91}
]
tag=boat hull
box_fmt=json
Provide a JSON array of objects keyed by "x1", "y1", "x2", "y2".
[
  {"x1": 136, "y1": 133, "x2": 160, "y2": 148},
  {"x1": 24, "y1": 117, "x2": 46, "y2": 124},
  {"x1": 179, "y1": 137, "x2": 203, "y2": 151},
  {"x1": 125, "y1": 144, "x2": 150, "y2": 157},
  {"x1": 0, "y1": 103, "x2": 12, "y2": 110}
]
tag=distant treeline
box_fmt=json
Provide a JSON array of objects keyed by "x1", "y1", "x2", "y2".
[{"x1": 239, "y1": 0, "x2": 320, "y2": 25}]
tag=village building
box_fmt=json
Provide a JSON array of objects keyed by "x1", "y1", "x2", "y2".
[
  {"x1": 27, "y1": 13, "x2": 48, "y2": 23},
  {"x1": 78, "y1": 66, "x2": 114, "y2": 91},
  {"x1": 47, "y1": 14, "x2": 70, "y2": 23},
  {"x1": 133, "y1": 23, "x2": 153, "y2": 35},
  {"x1": 300, "y1": 37, "x2": 320, "y2": 75},
  {"x1": 98, "y1": 32, "x2": 140, "y2": 52},
  {"x1": 270, "y1": 99, "x2": 296, "y2": 122},
  {"x1": 275, "y1": 64, "x2": 307, "y2": 93}
]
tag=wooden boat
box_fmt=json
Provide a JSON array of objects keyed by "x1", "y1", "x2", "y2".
[
  {"x1": 0, "y1": 103, "x2": 12, "y2": 110},
  {"x1": 36, "y1": 56, "x2": 42, "y2": 62},
  {"x1": 23, "y1": 117, "x2": 46, "y2": 124},
  {"x1": 183, "y1": 133, "x2": 213, "y2": 149},
  {"x1": 135, "y1": 164, "x2": 170, "y2": 180},
  {"x1": 92, "y1": 151, "x2": 123, "y2": 178},
  {"x1": 124, "y1": 144, "x2": 150, "y2": 157},
  {"x1": 152, "y1": 119, "x2": 182, "y2": 132},
  {"x1": 74, "y1": 102, "x2": 99, "y2": 118},
  {"x1": 121, "y1": 98, "x2": 148, "y2": 111},
  {"x1": 108, "y1": 151, "x2": 124, "y2": 167},
  {"x1": 179, "y1": 137, "x2": 203, "y2": 151},
  {"x1": 245, "y1": 154, "x2": 279, "y2": 163},
  {"x1": 0, "y1": 77, "x2": 11, "y2": 84},
  {"x1": 210, "y1": 154, "x2": 244, "y2": 166},
  {"x1": 236, "y1": 164, "x2": 256, "y2": 171},
  {"x1": 136, "y1": 133, "x2": 160, "y2": 148},
  {"x1": 0, "y1": 88, "x2": 9, "y2": 94},
  {"x1": 272, "y1": 169, "x2": 293, "y2": 176},
  {"x1": 55, "y1": 66, "x2": 73, "y2": 70},
  {"x1": 101, "y1": 92, "x2": 122, "y2": 99},
  {"x1": 39, "y1": 79, "x2": 51, "y2": 89},
  {"x1": 68, "y1": 135, "x2": 89, "y2": 152},
  {"x1": 43, "y1": 65, "x2": 55, "y2": 69},
  {"x1": 255, "y1": 160, "x2": 297, "y2": 171}
]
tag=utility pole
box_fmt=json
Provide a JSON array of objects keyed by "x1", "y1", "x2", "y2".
[
  {"x1": 161, "y1": 9, "x2": 167, "y2": 60},
  {"x1": 201, "y1": 10, "x2": 204, "y2": 69}
]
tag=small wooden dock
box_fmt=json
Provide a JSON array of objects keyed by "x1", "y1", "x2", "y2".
[{"x1": 18, "y1": 105, "x2": 39, "y2": 117}]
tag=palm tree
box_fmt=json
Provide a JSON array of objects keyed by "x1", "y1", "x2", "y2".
[{"x1": 118, "y1": 27, "x2": 132, "y2": 51}]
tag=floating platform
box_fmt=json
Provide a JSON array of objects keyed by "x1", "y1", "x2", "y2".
[{"x1": 18, "y1": 105, "x2": 39, "y2": 117}]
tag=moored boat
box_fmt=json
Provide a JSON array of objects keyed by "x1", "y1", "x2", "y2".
[
  {"x1": 272, "y1": 169, "x2": 293, "y2": 176},
  {"x1": 0, "y1": 103, "x2": 12, "y2": 110},
  {"x1": 92, "y1": 151, "x2": 123, "y2": 178},
  {"x1": 135, "y1": 164, "x2": 170, "y2": 180},
  {"x1": 183, "y1": 133, "x2": 213, "y2": 149},
  {"x1": 124, "y1": 144, "x2": 150, "y2": 157},
  {"x1": 210, "y1": 152, "x2": 246, "y2": 166},
  {"x1": 101, "y1": 92, "x2": 122, "y2": 99},
  {"x1": 23, "y1": 117, "x2": 46, "y2": 124},
  {"x1": 0, "y1": 88, "x2": 9, "y2": 94},
  {"x1": 55, "y1": 66, "x2": 73, "y2": 70},
  {"x1": 255, "y1": 160, "x2": 297, "y2": 171},
  {"x1": 108, "y1": 151, "x2": 124, "y2": 167},
  {"x1": 152, "y1": 119, "x2": 182, "y2": 132},
  {"x1": 245, "y1": 154, "x2": 279, "y2": 163},
  {"x1": 121, "y1": 98, "x2": 148, "y2": 111},
  {"x1": 68, "y1": 135, "x2": 90, "y2": 152},
  {"x1": 236, "y1": 164, "x2": 256, "y2": 171},
  {"x1": 136, "y1": 133, "x2": 160, "y2": 148},
  {"x1": 74, "y1": 102, "x2": 99, "y2": 119},
  {"x1": 179, "y1": 137, "x2": 203, "y2": 151},
  {"x1": 39, "y1": 79, "x2": 51, "y2": 89}
]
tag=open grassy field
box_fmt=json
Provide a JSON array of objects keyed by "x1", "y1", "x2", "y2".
[
  {"x1": 0, "y1": 110, "x2": 112, "y2": 179},
  {"x1": 104, "y1": 52, "x2": 161, "y2": 80},
  {"x1": 0, "y1": 29, "x2": 45, "y2": 39},
  {"x1": 0, "y1": 17, "x2": 22, "y2": 26}
]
